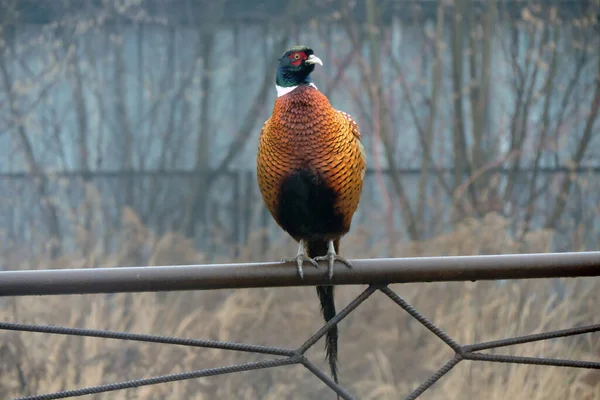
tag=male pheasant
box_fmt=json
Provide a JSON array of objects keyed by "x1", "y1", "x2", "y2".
[{"x1": 256, "y1": 45, "x2": 367, "y2": 385}]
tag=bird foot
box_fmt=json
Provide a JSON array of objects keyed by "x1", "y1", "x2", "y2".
[
  {"x1": 281, "y1": 254, "x2": 319, "y2": 280},
  {"x1": 314, "y1": 252, "x2": 352, "y2": 280}
]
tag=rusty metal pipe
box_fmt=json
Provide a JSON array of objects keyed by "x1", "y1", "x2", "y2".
[{"x1": 1, "y1": 251, "x2": 599, "y2": 296}]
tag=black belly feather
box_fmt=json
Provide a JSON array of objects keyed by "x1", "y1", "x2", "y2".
[{"x1": 277, "y1": 169, "x2": 344, "y2": 241}]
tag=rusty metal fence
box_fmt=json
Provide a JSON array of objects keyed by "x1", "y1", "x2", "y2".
[{"x1": 1, "y1": 251, "x2": 599, "y2": 400}]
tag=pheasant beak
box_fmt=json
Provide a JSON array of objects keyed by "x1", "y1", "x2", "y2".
[{"x1": 306, "y1": 54, "x2": 323, "y2": 66}]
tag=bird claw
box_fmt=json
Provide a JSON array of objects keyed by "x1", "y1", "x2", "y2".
[
  {"x1": 314, "y1": 252, "x2": 353, "y2": 280},
  {"x1": 281, "y1": 254, "x2": 319, "y2": 279}
]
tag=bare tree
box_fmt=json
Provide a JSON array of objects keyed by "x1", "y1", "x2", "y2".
[
  {"x1": 0, "y1": 1, "x2": 62, "y2": 257},
  {"x1": 0, "y1": 0, "x2": 597, "y2": 255},
  {"x1": 545, "y1": 53, "x2": 600, "y2": 230}
]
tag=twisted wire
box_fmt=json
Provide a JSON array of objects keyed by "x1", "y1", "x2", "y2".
[
  {"x1": 0, "y1": 322, "x2": 294, "y2": 356},
  {"x1": 463, "y1": 353, "x2": 600, "y2": 369},
  {"x1": 464, "y1": 323, "x2": 600, "y2": 352},
  {"x1": 403, "y1": 356, "x2": 462, "y2": 400},
  {"x1": 297, "y1": 285, "x2": 378, "y2": 354},
  {"x1": 380, "y1": 286, "x2": 463, "y2": 353},
  {"x1": 11, "y1": 357, "x2": 302, "y2": 400},
  {"x1": 301, "y1": 358, "x2": 358, "y2": 400}
]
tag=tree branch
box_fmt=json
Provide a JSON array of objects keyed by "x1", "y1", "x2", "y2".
[{"x1": 544, "y1": 56, "x2": 600, "y2": 229}]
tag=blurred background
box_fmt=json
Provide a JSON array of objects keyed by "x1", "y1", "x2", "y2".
[{"x1": 0, "y1": 0, "x2": 599, "y2": 399}]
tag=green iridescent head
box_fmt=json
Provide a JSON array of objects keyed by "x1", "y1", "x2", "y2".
[{"x1": 275, "y1": 45, "x2": 323, "y2": 88}]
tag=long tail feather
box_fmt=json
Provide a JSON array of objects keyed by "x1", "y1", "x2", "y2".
[{"x1": 307, "y1": 239, "x2": 339, "y2": 385}]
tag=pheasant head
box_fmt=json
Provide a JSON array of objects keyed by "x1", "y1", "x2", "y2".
[{"x1": 276, "y1": 45, "x2": 323, "y2": 96}]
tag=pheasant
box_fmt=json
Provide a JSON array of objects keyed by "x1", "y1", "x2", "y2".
[{"x1": 256, "y1": 45, "x2": 367, "y2": 386}]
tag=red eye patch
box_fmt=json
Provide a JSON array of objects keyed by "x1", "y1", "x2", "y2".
[{"x1": 288, "y1": 51, "x2": 307, "y2": 66}]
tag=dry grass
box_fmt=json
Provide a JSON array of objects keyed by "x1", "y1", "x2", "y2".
[{"x1": 1, "y1": 211, "x2": 599, "y2": 399}]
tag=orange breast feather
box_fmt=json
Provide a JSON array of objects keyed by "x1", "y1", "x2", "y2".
[{"x1": 256, "y1": 85, "x2": 366, "y2": 235}]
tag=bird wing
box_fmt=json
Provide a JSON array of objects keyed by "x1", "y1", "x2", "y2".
[
  {"x1": 259, "y1": 118, "x2": 270, "y2": 138},
  {"x1": 337, "y1": 110, "x2": 362, "y2": 141},
  {"x1": 336, "y1": 110, "x2": 367, "y2": 180}
]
